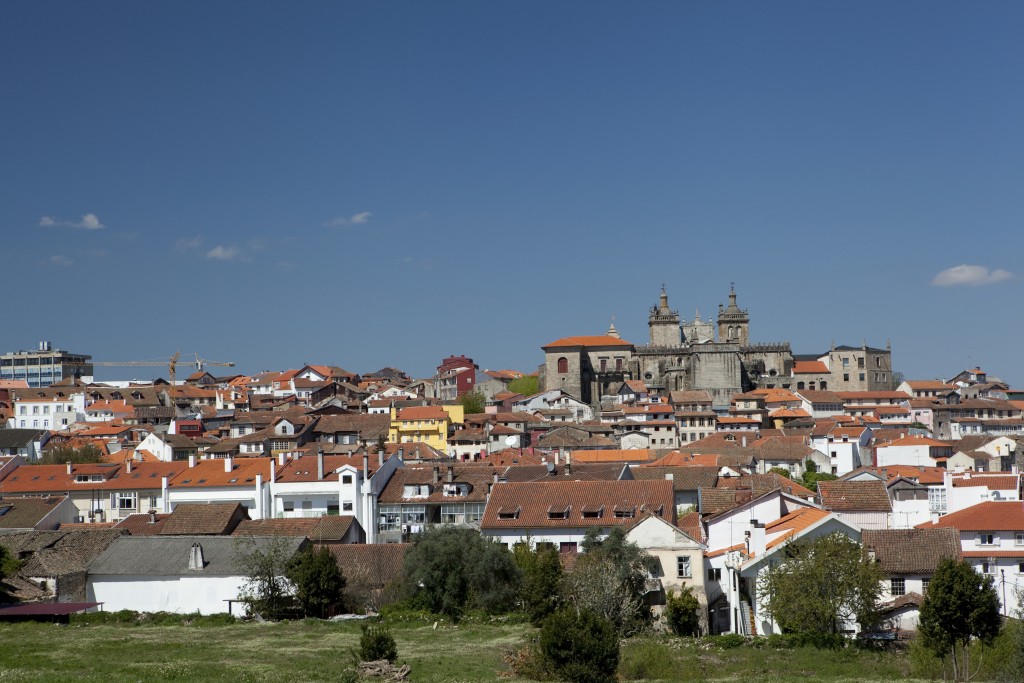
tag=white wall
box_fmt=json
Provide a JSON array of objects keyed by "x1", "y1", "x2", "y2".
[{"x1": 88, "y1": 575, "x2": 250, "y2": 615}]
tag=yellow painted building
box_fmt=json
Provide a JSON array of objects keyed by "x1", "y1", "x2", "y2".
[{"x1": 389, "y1": 405, "x2": 452, "y2": 450}]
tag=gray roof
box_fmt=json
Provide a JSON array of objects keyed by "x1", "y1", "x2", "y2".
[
  {"x1": 0, "y1": 429, "x2": 45, "y2": 449},
  {"x1": 88, "y1": 535, "x2": 307, "y2": 576}
]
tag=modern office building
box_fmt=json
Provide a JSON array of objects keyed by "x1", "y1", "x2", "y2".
[{"x1": 0, "y1": 341, "x2": 92, "y2": 388}]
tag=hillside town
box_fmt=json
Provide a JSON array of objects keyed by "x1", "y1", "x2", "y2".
[{"x1": 0, "y1": 286, "x2": 1021, "y2": 637}]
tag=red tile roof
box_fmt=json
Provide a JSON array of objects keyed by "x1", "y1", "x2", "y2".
[
  {"x1": 916, "y1": 501, "x2": 1024, "y2": 531},
  {"x1": 481, "y1": 480, "x2": 674, "y2": 529},
  {"x1": 543, "y1": 335, "x2": 633, "y2": 348}
]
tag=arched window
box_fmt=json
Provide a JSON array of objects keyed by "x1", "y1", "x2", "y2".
[
  {"x1": 557, "y1": 357, "x2": 568, "y2": 374},
  {"x1": 797, "y1": 381, "x2": 805, "y2": 390},
  {"x1": 820, "y1": 381, "x2": 827, "y2": 389}
]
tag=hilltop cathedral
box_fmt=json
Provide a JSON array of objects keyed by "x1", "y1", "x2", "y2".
[{"x1": 541, "y1": 285, "x2": 892, "y2": 409}]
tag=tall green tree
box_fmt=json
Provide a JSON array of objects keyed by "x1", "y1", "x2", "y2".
[
  {"x1": 233, "y1": 536, "x2": 297, "y2": 618},
  {"x1": 918, "y1": 559, "x2": 1001, "y2": 682},
  {"x1": 402, "y1": 526, "x2": 521, "y2": 620},
  {"x1": 458, "y1": 390, "x2": 486, "y2": 415},
  {"x1": 563, "y1": 528, "x2": 657, "y2": 635},
  {"x1": 286, "y1": 546, "x2": 346, "y2": 618},
  {"x1": 513, "y1": 542, "x2": 564, "y2": 625},
  {"x1": 540, "y1": 607, "x2": 619, "y2": 683},
  {"x1": 758, "y1": 531, "x2": 883, "y2": 638},
  {"x1": 0, "y1": 546, "x2": 21, "y2": 603}
]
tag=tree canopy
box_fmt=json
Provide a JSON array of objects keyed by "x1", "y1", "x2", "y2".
[
  {"x1": 918, "y1": 559, "x2": 1001, "y2": 682},
  {"x1": 758, "y1": 531, "x2": 883, "y2": 637},
  {"x1": 506, "y1": 375, "x2": 539, "y2": 397},
  {"x1": 36, "y1": 443, "x2": 104, "y2": 465},
  {"x1": 563, "y1": 528, "x2": 657, "y2": 635},
  {"x1": 513, "y1": 541, "x2": 564, "y2": 626},
  {"x1": 402, "y1": 526, "x2": 521, "y2": 620},
  {"x1": 286, "y1": 546, "x2": 346, "y2": 618},
  {"x1": 458, "y1": 390, "x2": 486, "y2": 415}
]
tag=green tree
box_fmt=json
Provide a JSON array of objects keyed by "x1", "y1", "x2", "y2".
[
  {"x1": 768, "y1": 467, "x2": 791, "y2": 478},
  {"x1": 286, "y1": 546, "x2": 346, "y2": 618},
  {"x1": 758, "y1": 531, "x2": 883, "y2": 638},
  {"x1": 234, "y1": 536, "x2": 297, "y2": 619},
  {"x1": 458, "y1": 390, "x2": 486, "y2": 415},
  {"x1": 507, "y1": 375, "x2": 539, "y2": 397},
  {"x1": 36, "y1": 443, "x2": 104, "y2": 465},
  {"x1": 803, "y1": 471, "x2": 838, "y2": 489},
  {"x1": 513, "y1": 542, "x2": 564, "y2": 625},
  {"x1": 664, "y1": 587, "x2": 701, "y2": 636},
  {"x1": 564, "y1": 528, "x2": 657, "y2": 635},
  {"x1": 918, "y1": 558, "x2": 1001, "y2": 682},
  {"x1": 0, "y1": 546, "x2": 21, "y2": 603},
  {"x1": 540, "y1": 607, "x2": 619, "y2": 683},
  {"x1": 402, "y1": 526, "x2": 521, "y2": 620}
]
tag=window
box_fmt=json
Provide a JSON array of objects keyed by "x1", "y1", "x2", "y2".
[
  {"x1": 890, "y1": 578, "x2": 905, "y2": 596},
  {"x1": 342, "y1": 501, "x2": 353, "y2": 512},
  {"x1": 922, "y1": 578, "x2": 930, "y2": 593},
  {"x1": 115, "y1": 492, "x2": 137, "y2": 510},
  {"x1": 981, "y1": 561, "x2": 995, "y2": 575},
  {"x1": 616, "y1": 358, "x2": 623, "y2": 371},
  {"x1": 979, "y1": 533, "x2": 995, "y2": 546},
  {"x1": 859, "y1": 373, "x2": 865, "y2": 381},
  {"x1": 1015, "y1": 532, "x2": 1024, "y2": 546},
  {"x1": 707, "y1": 568, "x2": 721, "y2": 582},
  {"x1": 928, "y1": 488, "x2": 947, "y2": 513},
  {"x1": 342, "y1": 474, "x2": 353, "y2": 485},
  {"x1": 560, "y1": 541, "x2": 577, "y2": 554},
  {"x1": 1018, "y1": 562, "x2": 1024, "y2": 574},
  {"x1": 557, "y1": 357, "x2": 568, "y2": 374},
  {"x1": 677, "y1": 556, "x2": 692, "y2": 579},
  {"x1": 327, "y1": 503, "x2": 340, "y2": 515},
  {"x1": 283, "y1": 501, "x2": 295, "y2": 512},
  {"x1": 599, "y1": 358, "x2": 607, "y2": 372},
  {"x1": 379, "y1": 505, "x2": 401, "y2": 531},
  {"x1": 843, "y1": 374, "x2": 849, "y2": 382}
]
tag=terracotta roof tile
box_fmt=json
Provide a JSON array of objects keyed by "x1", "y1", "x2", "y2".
[
  {"x1": 159, "y1": 502, "x2": 248, "y2": 535},
  {"x1": 861, "y1": 528, "x2": 961, "y2": 574},
  {"x1": 917, "y1": 501, "x2": 1024, "y2": 531},
  {"x1": 481, "y1": 480, "x2": 674, "y2": 529},
  {"x1": 818, "y1": 480, "x2": 892, "y2": 512}
]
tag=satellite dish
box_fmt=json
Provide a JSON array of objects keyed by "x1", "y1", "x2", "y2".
[
  {"x1": 545, "y1": 461, "x2": 556, "y2": 473},
  {"x1": 505, "y1": 435, "x2": 519, "y2": 447}
]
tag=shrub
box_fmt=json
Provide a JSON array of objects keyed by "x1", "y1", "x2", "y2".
[
  {"x1": 663, "y1": 587, "x2": 701, "y2": 637},
  {"x1": 540, "y1": 607, "x2": 619, "y2": 683},
  {"x1": 713, "y1": 633, "x2": 746, "y2": 649},
  {"x1": 359, "y1": 623, "x2": 398, "y2": 663}
]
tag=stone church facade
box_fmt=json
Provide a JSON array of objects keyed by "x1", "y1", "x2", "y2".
[{"x1": 542, "y1": 286, "x2": 794, "y2": 409}]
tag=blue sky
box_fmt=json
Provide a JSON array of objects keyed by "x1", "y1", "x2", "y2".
[{"x1": 3, "y1": 2, "x2": 1022, "y2": 384}]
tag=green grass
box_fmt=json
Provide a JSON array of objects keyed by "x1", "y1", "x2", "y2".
[{"x1": 0, "y1": 615, "x2": 978, "y2": 682}]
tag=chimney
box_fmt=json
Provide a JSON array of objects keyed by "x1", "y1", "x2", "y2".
[
  {"x1": 125, "y1": 459, "x2": 132, "y2": 474},
  {"x1": 269, "y1": 458, "x2": 275, "y2": 483},
  {"x1": 930, "y1": 511, "x2": 939, "y2": 524},
  {"x1": 161, "y1": 476, "x2": 169, "y2": 512},
  {"x1": 66, "y1": 461, "x2": 73, "y2": 475},
  {"x1": 255, "y1": 473, "x2": 263, "y2": 518},
  {"x1": 378, "y1": 449, "x2": 385, "y2": 468},
  {"x1": 397, "y1": 447, "x2": 404, "y2": 461},
  {"x1": 278, "y1": 452, "x2": 286, "y2": 467},
  {"x1": 665, "y1": 472, "x2": 674, "y2": 481},
  {"x1": 433, "y1": 466, "x2": 441, "y2": 484},
  {"x1": 447, "y1": 466, "x2": 455, "y2": 483},
  {"x1": 188, "y1": 454, "x2": 197, "y2": 468},
  {"x1": 362, "y1": 454, "x2": 369, "y2": 479},
  {"x1": 224, "y1": 457, "x2": 233, "y2": 472},
  {"x1": 747, "y1": 520, "x2": 766, "y2": 557},
  {"x1": 317, "y1": 448, "x2": 325, "y2": 480},
  {"x1": 149, "y1": 512, "x2": 156, "y2": 524},
  {"x1": 188, "y1": 542, "x2": 205, "y2": 570},
  {"x1": 493, "y1": 471, "x2": 499, "y2": 484},
  {"x1": 741, "y1": 435, "x2": 747, "y2": 448}
]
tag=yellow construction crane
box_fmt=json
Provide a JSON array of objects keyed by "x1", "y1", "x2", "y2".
[{"x1": 69, "y1": 352, "x2": 235, "y2": 384}]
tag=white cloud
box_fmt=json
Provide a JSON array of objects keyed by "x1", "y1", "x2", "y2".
[
  {"x1": 49, "y1": 254, "x2": 73, "y2": 267},
  {"x1": 78, "y1": 213, "x2": 104, "y2": 229},
  {"x1": 206, "y1": 245, "x2": 239, "y2": 261},
  {"x1": 39, "y1": 213, "x2": 105, "y2": 229},
  {"x1": 932, "y1": 265, "x2": 1013, "y2": 287},
  {"x1": 325, "y1": 211, "x2": 372, "y2": 227}
]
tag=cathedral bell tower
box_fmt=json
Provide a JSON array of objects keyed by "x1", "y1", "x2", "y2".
[
  {"x1": 717, "y1": 284, "x2": 749, "y2": 346},
  {"x1": 648, "y1": 285, "x2": 681, "y2": 347}
]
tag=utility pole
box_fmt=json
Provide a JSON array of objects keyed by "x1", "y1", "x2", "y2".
[{"x1": 1001, "y1": 569, "x2": 1007, "y2": 616}]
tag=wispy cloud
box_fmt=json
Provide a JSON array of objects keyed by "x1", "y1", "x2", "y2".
[
  {"x1": 932, "y1": 265, "x2": 1013, "y2": 287},
  {"x1": 175, "y1": 236, "x2": 203, "y2": 252},
  {"x1": 39, "y1": 213, "x2": 105, "y2": 230},
  {"x1": 49, "y1": 254, "x2": 73, "y2": 267},
  {"x1": 206, "y1": 245, "x2": 239, "y2": 261},
  {"x1": 325, "y1": 211, "x2": 372, "y2": 227}
]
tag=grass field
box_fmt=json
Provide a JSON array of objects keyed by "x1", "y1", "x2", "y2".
[{"x1": 0, "y1": 614, "x2": 972, "y2": 682}]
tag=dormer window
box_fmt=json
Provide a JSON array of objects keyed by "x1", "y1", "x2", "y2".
[
  {"x1": 614, "y1": 505, "x2": 636, "y2": 519},
  {"x1": 497, "y1": 506, "x2": 520, "y2": 520},
  {"x1": 547, "y1": 505, "x2": 570, "y2": 520},
  {"x1": 581, "y1": 505, "x2": 604, "y2": 520}
]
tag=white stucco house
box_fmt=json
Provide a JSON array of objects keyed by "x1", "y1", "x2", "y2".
[{"x1": 86, "y1": 535, "x2": 307, "y2": 614}]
